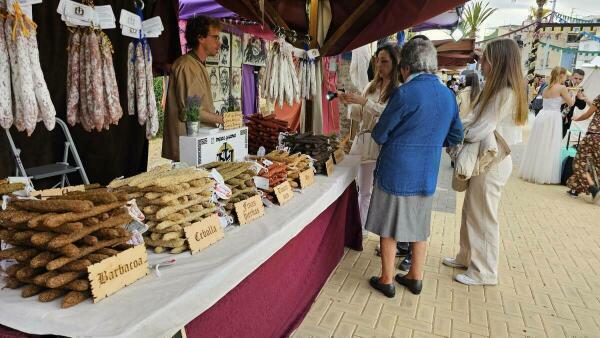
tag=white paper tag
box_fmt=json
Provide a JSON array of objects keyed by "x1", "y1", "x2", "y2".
[
  {"x1": 119, "y1": 9, "x2": 142, "y2": 29},
  {"x1": 94, "y1": 5, "x2": 116, "y2": 29},
  {"x1": 123, "y1": 219, "x2": 149, "y2": 234},
  {"x1": 7, "y1": 176, "x2": 33, "y2": 195},
  {"x1": 19, "y1": 0, "x2": 41, "y2": 5},
  {"x1": 1, "y1": 195, "x2": 9, "y2": 210},
  {"x1": 262, "y1": 159, "x2": 273, "y2": 167},
  {"x1": 0, "y1": 241, "x2": 17, "y2": 272},
  {"x1": 210, "y1": 169, "x2": 232, "y2": 199},
  {"x1": 216, "y1": 207, "x2": 233, "y2": 228},
  {"x1": 64, "y1": 0, "x2": 94, "y2": 21},
  {"x1": 253, "y1": 176, "x2": 270, "y2": 190},
  {"x1": 126, "y1": 200, "x2": 145, "y2": 222},
  {"x1": 250, "y1": 162, "x2": 265, "y2": 174},
  {"x1": 257, "y1": 146, "x2": 266, "y2": 157},
  {"x1": 56, "y1": 0, "x2": 66, "y2": 14},
  {"x1": 122, "y1": 25, "x2": 141, "y2": 38},
  {"x1": 307, "y1": 49, "x2": 320, "y2": 59},
  {"x1": 142, "y1": 16, "x2": 163, "y2": 33}
]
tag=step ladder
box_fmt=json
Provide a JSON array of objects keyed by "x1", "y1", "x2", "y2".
[{"x1": 5, "y1": 118, "x2": 90, "y2": 189}]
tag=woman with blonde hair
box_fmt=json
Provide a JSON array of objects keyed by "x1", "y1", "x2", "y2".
[
  {"x1": 443, "y1": 39, "x2": 528, "y2": 285},
  {"x1": 520, "y1": 66, "x2": 575, "y2": 184}
]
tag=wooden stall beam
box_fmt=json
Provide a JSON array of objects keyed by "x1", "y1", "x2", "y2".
[
  {"x1": 309, "y1": 0, "x2": 319, "y2": 48},
  {"x1": 319, "y1": 0, "x2": 376, "y2": 56}
]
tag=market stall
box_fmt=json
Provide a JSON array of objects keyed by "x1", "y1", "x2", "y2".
[{"x1": 1, "y1": 0, "x2": 468, "y2": 337}]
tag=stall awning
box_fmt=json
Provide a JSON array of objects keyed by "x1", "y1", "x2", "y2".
[
  {"x1": 179, "y1": 0, "x2": 236, "y2": 20},
  {"x1": 412, "y1": 8, "x2": 462, "y2": 32},
  {"x1": 433, "y1": 38, "x2": 476, "y2": 69},
  {"x1": 214, "y1": 0, "x2": 467, "y2": 56}
]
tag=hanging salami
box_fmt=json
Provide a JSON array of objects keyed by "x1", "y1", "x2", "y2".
[
  {"x1": 65, "y1": 28, "x2": 123, "y2": 131},
  {"x1": 262, "y1": 38, "x2": 300, "y2": 108},
  {"x1": 0, "y1": 13, "x2": 12, "y2": 129}
]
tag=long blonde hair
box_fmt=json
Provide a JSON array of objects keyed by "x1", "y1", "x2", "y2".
[
  {"x1": 474, "y1": 39, "x2": 528, "y2": 126},
  {"x1": 549, "y1": 66, "x2": 567, "y2": 87}
]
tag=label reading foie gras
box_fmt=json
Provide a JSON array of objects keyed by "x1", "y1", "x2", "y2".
[{"x1": 234, "y1": 195, "x2": 265, "y2": 225}]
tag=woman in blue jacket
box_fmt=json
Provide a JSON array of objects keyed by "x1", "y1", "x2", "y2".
[{"x1": 366, "y1": 38, "x2": 463, "y2": 297}]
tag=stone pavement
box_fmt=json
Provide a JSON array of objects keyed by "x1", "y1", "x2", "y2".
[{"x1": 293, "y1": 142, "x2": 600, "y2": 337}]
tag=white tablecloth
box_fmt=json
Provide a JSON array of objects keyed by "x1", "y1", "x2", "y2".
[{"x1": 0, "y1": 156, "x2": 360, "y2": 338}]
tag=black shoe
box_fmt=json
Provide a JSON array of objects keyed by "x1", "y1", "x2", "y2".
[
  {"x1": 369, "y1": 276, "x2": 395, "y2": 298},
  {"x1": 398, "y1": 256, "x2": 412, "y2": 272},
  {"x1": 395, "y1": 274, "x2": 423, "y2": 295},
  {"x1": 590, "y1": 185, "x2": 600, "y2": 202},
  {"x1": 567, "y1": 189, "x2": 579, "y2": 197}
]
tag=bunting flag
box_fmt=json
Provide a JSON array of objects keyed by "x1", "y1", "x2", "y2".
[
  {"x1": 538, "y1": 41, "x2": 600, "y2": 56},
  {"x1": 580, "y1": 31, "x2": 600, "y2": 43},
  {"x1": 553, "y1": 12, "x2": 594, "y2": 24}
]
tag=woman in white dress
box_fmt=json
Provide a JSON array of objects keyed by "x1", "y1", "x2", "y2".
[
  {"x1": 520, "y1": 67, "x2": 575, "y2": 184},
  {"x1": 341, "y1": 44, "x2": 399, "y2": 231}
]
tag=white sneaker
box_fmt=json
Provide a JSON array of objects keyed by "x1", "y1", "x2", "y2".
[
  {"x1": 442, "y1": 257, "x2": 467, "y2": 269},
  {"x1": 454, "y1": 273, "x2": 497, "y2": 286}
]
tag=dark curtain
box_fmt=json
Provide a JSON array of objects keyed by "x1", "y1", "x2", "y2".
[{"x1": 0, "y1": 0, "x2": 180, "y2": 187}]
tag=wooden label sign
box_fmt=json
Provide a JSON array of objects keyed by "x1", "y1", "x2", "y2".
[
  {"x1": 326, "y1": 157, "x2": 334, "y2": 177},
  {"x1": 87, "y1": 245, "x2": 148, "y2": 303},
  {"x1": 299, "y1": 168, "x2": 315, "y2": 189},
  {"x1": 333, "y1": 148, "x2": 345, "y2": 164},
  {"x1": 234, "y1": 194, "x2": 265, "y2": 225},
  {"x1": 273, "y1": 181, "x2": 294, "y2": 205},
  {"x1": 184, "y1": 213, "x2": 224, "y2": 254}
]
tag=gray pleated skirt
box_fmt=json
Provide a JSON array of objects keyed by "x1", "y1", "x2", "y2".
[{"x1": 365, "y1": 184, "x2": 434, "y2": 242}]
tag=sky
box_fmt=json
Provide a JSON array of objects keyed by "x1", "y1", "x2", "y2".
[{"x1": 423, "y1": 0, "x2": 600, "y2": 40}]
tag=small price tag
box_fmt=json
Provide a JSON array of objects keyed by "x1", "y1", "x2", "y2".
[
  {"x1": 122, "y1": 26, "x2": 141, "y2": 39},
  {"x1": 307, "y1": 49, "x2": 320, "y2": 59},
  {"x1": 63, "y1": 0, "x2": 94, "y2": 21},
  {"x1": 94, "y1": 5, "x2": 116, "y2": 29},
  {"x1": 253, "y1": 176, "x2": 270, "y2": 190},
  {"x1": 1, "y1": 196, "x2": 9, "y2": 210},
  {"x1": 273, "y1": 181, "x2": 294, "y2": 205},
  {"x1": 126, "y1": 200, "x2": 145, "y2": 222},
  {"x1": 262, "y1": 159, "x2": 273, "y2": 167},
  {"x1": 299, "y1": 168, "x2": 315, "y2": 189},
  {"x1": 326, "y1": 157, "x2": 334, "y2": 177},
  {"x1": 183, "y1": 214, "x2": 224, "y2": 254},
  {"x1": 142, "y1": 16, "x2": 163, "y2": 35},
  {"x1": 257, "y1": 146, "x2": 266, "y2": 157},
  {"x1": 333, "y1": 148, "x2": 345, "y2": 164},
  {"x1": 234, "y1": 195, "x2": 265, "y2": 225},
  {"x1": 119, "y1": 9, "x2": 142, "y2": 29},
  {"x1": 87, "y1": 245, "x2": 148, "y2": 303},
  {"x1": 211, "y1": 169, "x2": 232, "y2": 199}
]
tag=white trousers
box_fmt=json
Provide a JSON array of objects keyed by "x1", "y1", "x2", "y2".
[
  {"x1": 357, "y1": 162, "x2": 376, "y2": 229},
  {"x1": 455, "y1": 156, "x2": 513, "y2": 283}
]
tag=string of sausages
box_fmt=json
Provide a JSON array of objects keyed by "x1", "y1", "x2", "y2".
[
  {"x1": 66, "y1": 27, "x2": 123, "y2": 132},
  {"x1": 1, "y1": 3, "x2": 56, "y2": 136}
]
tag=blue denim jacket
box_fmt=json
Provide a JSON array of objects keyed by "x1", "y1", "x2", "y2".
[{"x1": 372, "y1": 74, "x2": 463, "y2": 196}]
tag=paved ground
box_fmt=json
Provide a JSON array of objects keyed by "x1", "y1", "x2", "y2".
[{"x1": 293, "y1": 139, "x2": 600, "y2": 337}]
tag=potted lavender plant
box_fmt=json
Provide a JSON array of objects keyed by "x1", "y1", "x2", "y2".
[{"x1": 184, "y1": 95, "x2": 201, "y2": 136}]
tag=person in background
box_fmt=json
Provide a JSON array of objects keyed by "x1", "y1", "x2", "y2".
[
  {"x1": 562, "y1": 69, "x2": 588, "y2": 137},
  {"x1": 367, "y1": 38, "x2": 463, "y2": 297},
  {"x1": 444, "y1": 39, "x2": 528, "y2": 285},
  {"x1": 520, "y1": 67, "x2": 575, "y2": 184},
  {"x1": 342, "y1": 44, "x2": 400, "y2": 238},
  {"x1": 567, "y1": 93, "x2": 600, "y2": 201},
  {"x1": 456, "y1": 72, "x2": 481, "y2": 119},
  {"x1": 162, "y1": 16, "x2": 224, "y2": 161}
]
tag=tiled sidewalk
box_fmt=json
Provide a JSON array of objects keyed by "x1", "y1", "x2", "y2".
[{"x1": 294, "y1": 146, "x2": 600, "y2": 337}]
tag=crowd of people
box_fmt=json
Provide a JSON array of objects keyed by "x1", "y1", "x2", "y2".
[{"x1": 342, "y1": 36, "x2": 599, "y2": 297}]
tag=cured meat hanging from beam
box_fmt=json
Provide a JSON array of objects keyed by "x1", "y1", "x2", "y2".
[{"x1": 65, "y1": 27, "x2": 123, "y2": 132}]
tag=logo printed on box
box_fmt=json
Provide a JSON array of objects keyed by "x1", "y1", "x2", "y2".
[
  {"x1": 184, "y1": 214, "x2": 224, "y2": 254},
  {"x1": 273, "y1": 181, "x2": 294, "y2": 205},
  {"x1": 87, "y1": 245, "x2": 148, "y2": 302}
]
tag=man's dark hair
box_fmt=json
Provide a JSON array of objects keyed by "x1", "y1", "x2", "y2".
[
  {"x1": 573, "y1": 68, "x2": 585, "y2": 77},
  {"x1": 185, "y1": 16, "x2": 222, "y2": 50}
]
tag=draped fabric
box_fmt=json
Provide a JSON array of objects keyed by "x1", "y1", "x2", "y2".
[{"x1": 241, "y1": 65, "x2": 257, "y2": 117}]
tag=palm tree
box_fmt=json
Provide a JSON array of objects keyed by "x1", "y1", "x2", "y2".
[
  {"x1": 529, "y1": 6, "x2": 551, "y2": 20},
  {"x1": 460, "y1": 1, "x2": 498, "y2": 39}
]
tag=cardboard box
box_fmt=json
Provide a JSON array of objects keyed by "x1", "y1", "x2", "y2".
[{"x1": 180, "y1": 127, "x2": 249, "y2": 166}]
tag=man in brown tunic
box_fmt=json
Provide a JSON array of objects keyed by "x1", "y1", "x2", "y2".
[{"x1": 162, "y1": 16, "x2": 225, "y2": 161}]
